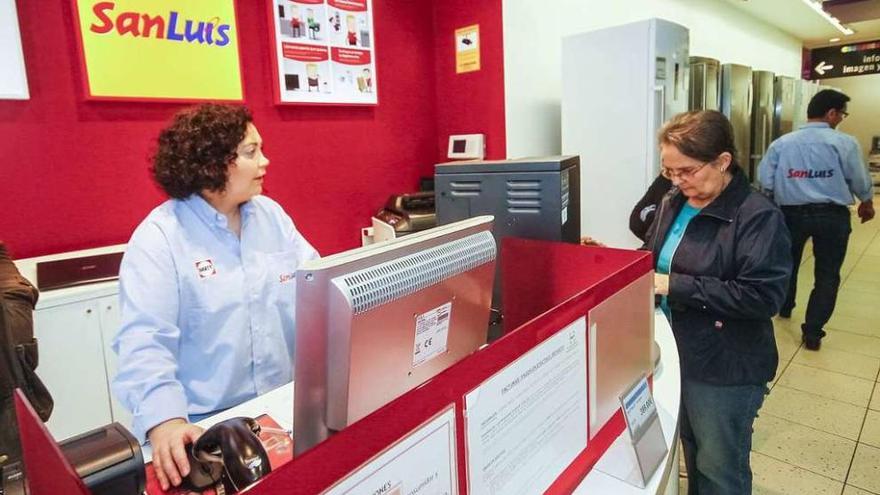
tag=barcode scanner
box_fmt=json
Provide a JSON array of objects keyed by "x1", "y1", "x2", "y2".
[{"x1": 184, "y1": 417, "x2": 272, "y2": 492}]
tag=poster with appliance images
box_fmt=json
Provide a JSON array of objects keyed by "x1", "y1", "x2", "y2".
[
  {"x1": 71, "y1": 0, "x2": 243, "y2": 101},
  {"x1": 270, "y1": 0, "x2": 377, "y2": 104}
]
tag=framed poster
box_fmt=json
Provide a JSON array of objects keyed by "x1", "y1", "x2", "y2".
[
  {"x1": 268, "y1": 0, "x2": 378, "y2": 105},
  {"x1": 0, "y1": 0, "x2": 29, "y2": 100},
  {"x1": 70, "y1": 0, "x2": 244, "y2": 102}
]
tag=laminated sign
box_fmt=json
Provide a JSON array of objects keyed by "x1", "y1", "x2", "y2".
[
  {"x1": 455, "y1": 24, "x2": 480, "y2": 74},
  {"x1": 268, "y1": 0, "x2": 378, "y2": 104}
]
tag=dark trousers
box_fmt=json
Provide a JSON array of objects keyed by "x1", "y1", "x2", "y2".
[
  {"x1": 680, "y1": 379, "x2": 767, "y2": 495},
  {"x1": 780, "y1": 204, "x2": 851, "y2": 339}
]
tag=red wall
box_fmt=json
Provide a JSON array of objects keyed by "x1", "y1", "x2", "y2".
[
  {"x1": 0, "y1": 0, "x2": 503, "y2": 259},
  {"x1": 432, "y1": 0, "x2": 506, "y2": 161}
]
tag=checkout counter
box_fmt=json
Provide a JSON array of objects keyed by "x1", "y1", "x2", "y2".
[
  {"x1": 141, "y1": 308, "x2": 680, "y2": 495},
  {"x1": 17, "y1": 239, "x2": 680, "y2": 495}
]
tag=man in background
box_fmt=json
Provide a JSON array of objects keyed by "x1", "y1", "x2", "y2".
[{"x1": 759, "y1": 89, "x2": 874, "y2": 351}]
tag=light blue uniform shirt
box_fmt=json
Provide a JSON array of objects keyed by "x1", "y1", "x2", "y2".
[
  {"x1": 112, "y1": 194, "x2": 319, "y2": 442},
  {"x1": 657, "y1": 203, "x2": 701, "y2": 318},
  {"x1": 758, "y1": 122, "x2": 873, "y2": 205}
]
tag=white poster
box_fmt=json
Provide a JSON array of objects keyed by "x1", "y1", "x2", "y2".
[
  {"x1": 325, "y1": 407, "x2": 458, "y2": 495},
  {"x1": 0, "y1": 0, "x2": 29, "y2": 100},
  {"x1": 464, "y1": 317, "x2": 588, "y2": 495},
  {"x1": 270, "y1": 0, "x2": 377, "y2": 105}
]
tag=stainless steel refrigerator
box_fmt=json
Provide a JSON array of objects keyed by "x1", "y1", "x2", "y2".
[
  {"x1": 773, "y1": 76, "x2": 797, "y2": 140},
  {"x1": 794, "y1": 79, "x2": 821, "y2": 131},
  {"x1": 721, "y1": 64, "x2": 753, "y2": 181},
  {"x1": 562, "y1": 18, "x2": 689, "y2": 248},
  {"x1": 689, "y1": 56, "x2": 720, "y2": 111},
  {"x1": 750, "y1": 70, "x2": 774, "y2": 183}
]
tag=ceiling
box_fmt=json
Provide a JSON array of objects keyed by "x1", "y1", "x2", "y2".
[{"x1": 722, "y1": 0, "x2": 880, "y2": 48}]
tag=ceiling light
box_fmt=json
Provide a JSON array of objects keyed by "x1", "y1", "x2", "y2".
[
  {"x1": 829, "y1": 37, "x2": 840, "y2": 42},
  {"x1": 800, "y1": 0, "x2": 856, "y2": 35}
]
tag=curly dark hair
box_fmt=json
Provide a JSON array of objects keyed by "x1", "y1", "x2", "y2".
[{"x1": 151, "y1": 104, "x2": 253, "y2": 199}]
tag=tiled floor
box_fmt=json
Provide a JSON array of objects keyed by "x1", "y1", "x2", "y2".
[{"x1": 680, "y1": 201, "x2": 880, "y2": 495}]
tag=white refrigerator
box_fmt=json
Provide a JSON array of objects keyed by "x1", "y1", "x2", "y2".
[{"x1": 562, "y1": 18, "x2": 689, "y2": 248}]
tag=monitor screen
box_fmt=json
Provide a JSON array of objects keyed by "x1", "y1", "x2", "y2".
[
  {"x1": 293, "y1": 216, "x2": 496, "y2": 454},
  {"x1": 452, "y1": 139, "x2": 467, "y2": 153}
]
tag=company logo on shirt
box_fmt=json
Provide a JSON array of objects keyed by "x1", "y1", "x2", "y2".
[
  {"x1": 279, "y1": 273, "x2": 295, "y2": 284},
  {"x1": 195, "y1": 259, "x2": 216, "y2": 279},
  {"x1": 787, "y1": 169, "x2": 835, "y2": 179}
]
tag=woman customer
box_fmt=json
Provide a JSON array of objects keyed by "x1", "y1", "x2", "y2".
[
  {"x1": 112, "y1": 104, "x2": 318, "y2": 490},
  {"x1": 645, "y1": 110, "x2": 791, "y2": 495}
]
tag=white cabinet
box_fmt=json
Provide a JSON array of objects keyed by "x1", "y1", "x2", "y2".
[
  {"x1": 96, "y1": 294, "x2": 132, "y2": 429},
  {"x1": 33, "y1": 297, "x2": 114, "y2": 441},
  {"x1": 32, "y1": 289, "x2": 134, "y2": 441},
  {"x1": 15, "y1": 245, "x2": 130, "y2": 441}
]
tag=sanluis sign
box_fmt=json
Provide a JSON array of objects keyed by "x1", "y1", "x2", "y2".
[
  {"x1": 808, "y1": 40, "x2": 880, "y2": 80},
  {"x1": 71, "y1": 1, "x2": 243, "y2": 101}
]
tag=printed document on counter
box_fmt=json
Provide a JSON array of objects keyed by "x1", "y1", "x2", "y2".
[
  {"x1": 464, "y1": 317, "x2": 588, "y2": 495},
  {"x1": 325, "y1": 407, "x2": 458, "y2": 495}
]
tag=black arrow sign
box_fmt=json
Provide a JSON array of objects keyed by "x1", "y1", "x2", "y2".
[{"x1": 808, "y1": 40, "x2": 880, "y2": 80}]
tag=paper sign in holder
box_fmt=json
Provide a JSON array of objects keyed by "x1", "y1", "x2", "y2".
[{"x1": 593, "y1": 374, "x2": 667, "y2": 487}]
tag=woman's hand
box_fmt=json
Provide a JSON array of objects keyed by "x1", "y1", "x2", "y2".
[
  {"x1": 580, "y1": 236, "x2": 606, "y2": 247},
  {"x1": 147, "y1": 418, "x2": 204, "y2": 490},
  {"x1": 654, "y1": 273, "x2": 670, "y2": 296}
]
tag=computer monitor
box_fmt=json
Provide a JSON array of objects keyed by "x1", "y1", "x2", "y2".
[{"x1": 293, "y1": 216, "x2": 496, "y2": 454}]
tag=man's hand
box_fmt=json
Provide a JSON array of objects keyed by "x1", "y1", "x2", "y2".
[
  {"x1": 147, "y1": 418, "x2": 204, "y2": 490},
  {"x1": 654, "y1": 273, "x2": 669, "y2": 296},
  {"x1": 858, "y1": 200, "x2": 875, "y2": 224}
]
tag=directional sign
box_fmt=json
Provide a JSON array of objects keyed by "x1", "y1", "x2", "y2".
[
  {"x1": 814, "y1": 61, "x2": 834, "y2": 76},
  {"x1": 809, "y1": 40, "x2": 880, "y2": 80}
]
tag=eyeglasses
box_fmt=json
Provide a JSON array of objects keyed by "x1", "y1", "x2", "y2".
[
  {"x1": 840, "y1": 110, "x2": 849, "y2": 118},
  {"x1": 660, "y1": 160, "x2": 711, "y2": 180}
]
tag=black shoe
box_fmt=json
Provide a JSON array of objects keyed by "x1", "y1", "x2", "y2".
[{"x1": 803, "y1": 336, "x2": 821, "y2": 351}]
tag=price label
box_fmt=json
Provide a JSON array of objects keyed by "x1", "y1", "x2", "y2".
[{"x1": 620, "y1": 375, "x2": 656, "y2": 440}]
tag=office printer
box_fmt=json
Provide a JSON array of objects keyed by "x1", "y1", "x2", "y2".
[
  {"x1": 60, "y1": 423, "x2": 145, "y2": 495},
  {"x1": 1, "y1": 423, "x2": 145, "y2": 495}
]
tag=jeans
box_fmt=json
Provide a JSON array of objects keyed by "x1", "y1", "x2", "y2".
[
  {"x1": 680, "y1": 379, "x2": 767, "y2": 495},
  {"x1": 780, "y1": 204, "x2": 851, "y2": 339}
]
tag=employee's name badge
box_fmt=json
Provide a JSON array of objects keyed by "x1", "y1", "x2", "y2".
[{"x1": 195, "y1": 259, "x2": 217, "y2": 279}]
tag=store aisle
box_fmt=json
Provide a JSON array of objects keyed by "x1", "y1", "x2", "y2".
[{"x1": 680, "y1": 201, "x2": 880, "y2": 495}]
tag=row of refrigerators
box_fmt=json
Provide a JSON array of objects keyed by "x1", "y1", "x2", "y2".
[
  {"x1": 689, "y1": 57, "x2": 831, "y2": 184},
  {"x1": 560, "y1": 18, "x2": 838, "y2": 248}
]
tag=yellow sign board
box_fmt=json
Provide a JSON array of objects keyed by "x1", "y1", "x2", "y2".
[
  {"x1": 455, "y1": 25, "x2": 480, "y2": 74},
  {"x1": 73, "y1": 0, "x2": 243, "y2": 101}
]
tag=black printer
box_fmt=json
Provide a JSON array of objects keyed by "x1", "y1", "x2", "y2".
[{"x1": 2, "y1": 423, "x2": 145, "y2": 495}]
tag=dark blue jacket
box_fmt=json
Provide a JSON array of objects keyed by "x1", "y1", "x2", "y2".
[{"x1": 645, "y1": 171, "x2": 792, "y2": 386}]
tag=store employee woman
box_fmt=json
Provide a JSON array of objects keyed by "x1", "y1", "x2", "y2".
[
  {"x1": 646, "y1": 111, "x2": 791, "y2": 495},
  {"x1": 112, "y1": 104, "x2": 319, "y2": 490}
]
